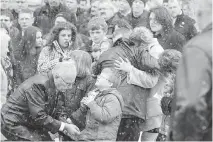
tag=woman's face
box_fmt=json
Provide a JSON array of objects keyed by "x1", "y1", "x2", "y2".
[
  {"x1": 58, "y1": 29, "x2": 72, "y2": 48},
  {"x1": 149, "y1": 12, "x2": 163, "y2": 32},
  {"x1": 35, "y1": 31, "x2": 43, "y2": 47}
]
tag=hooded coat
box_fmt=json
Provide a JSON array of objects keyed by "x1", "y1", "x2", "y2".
[{"x1": 79, "y1": 88, "x2": 124, "y2": 141}]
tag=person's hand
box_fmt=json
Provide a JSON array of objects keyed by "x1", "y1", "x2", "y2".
[
  {"x1": 114, "y1": 57, "x2": 133, "y2": 73},
  {"x1": 81, "y1": 96, "x2": 95, "y2": 106},
  {"x1": 64, "y1": 123, "x2": 80, "y2": 137}
]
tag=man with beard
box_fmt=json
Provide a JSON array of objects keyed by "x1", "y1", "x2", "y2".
[{"x1": 34, "y1": 0, "x2": 76, "y2": 35}]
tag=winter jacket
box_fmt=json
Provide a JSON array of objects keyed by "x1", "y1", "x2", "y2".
[
  {"x1": 34, "y1": 3, "x2": 77, "y2": 35},
  {"x1": 63, "y1": 76, "x2": 96, "y2": 130},
  {"x1": 1, "y1": 73, "x2": 63, "y2": 141},
  {"x1": 155, "y1": 29, "x2": 186, "y2": 52},
  {"x1": 174, "y1": 13, "x2": 198, "y2": 41},
  {"x1": 126, "y1": 11, "x2": 150, "y2": 29},
  {"x1": 170, "y1": 23, "x2": 212, "y2": 141},
  {"x1": 37, "y1": 41, "x2": 75, "y2": 74},
  {"x1": 79, "y1": 88, "x2": 124, "y2": 141},
  {"x1": 96, "y1": 39, "x2": 159, "y2": 119}
]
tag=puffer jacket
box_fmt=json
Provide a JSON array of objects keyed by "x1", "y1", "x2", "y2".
[{"x1": 79, "y1": 89, "x2": 124, "y2": 141}]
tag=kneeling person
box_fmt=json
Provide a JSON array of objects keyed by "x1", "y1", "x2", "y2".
[{"x1": 1, "y1": 61, "x2": 80, "y2": 141}]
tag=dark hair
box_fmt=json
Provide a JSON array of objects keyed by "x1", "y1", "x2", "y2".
[
  {"x1": 0, "y1": 10, "x2": 14, "y2": 21},
  {"x1": 18, "y1": 26, "x2": 42, "y2": 60},
  {"x1": 47, "y1": 22, "x2": 77, "y2": 49},
  {"x1": 150, "y1": 6, "x2": 173, "y2": 34},
  {"x1": 87, "y1": 17, "x2": 108, "y2": 32},
  {"x1": 158, "y1": 49, "x2": 182, "y2": 76}
]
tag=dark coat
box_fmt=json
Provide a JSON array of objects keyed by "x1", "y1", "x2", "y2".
[
  {"x1": 1, "y1": 74, "x2": 62, "y2": 141},
  {"x1": 170, "y1": 24, "x2": 212, "y2": 141},
  {"x1": 95, "y1": 39, "x2": 159, "y2": 119},
  {"x1": 63, "y1": 75, "x2": 96, "y2": 130},
  {"x1": 33, "y1": 3, "x2": 77, "y2": 35},
  {"x1": 174, "y1": 13, "x2": 198, "y2": 41},
  {"x1": 126, "y1": 11, "x2": 150, "y2": 29},
  {"x1": 155, "y1": 29, "x2": 186, "y2": 52}
]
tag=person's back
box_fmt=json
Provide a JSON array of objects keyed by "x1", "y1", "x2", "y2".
[{"x1": 170, "y1": 23, "x2": 212, "y2": 141}]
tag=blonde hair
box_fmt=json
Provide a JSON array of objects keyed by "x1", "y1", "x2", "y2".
[{"x1": 70, "y1": 50, "x2": 92, "y2": 77}]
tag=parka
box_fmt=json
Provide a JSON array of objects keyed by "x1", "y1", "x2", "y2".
[{"x1": 79, "y1": 88, "x2": 124, "y2": 141}]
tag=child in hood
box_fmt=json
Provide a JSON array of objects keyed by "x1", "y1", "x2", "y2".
[{"x1": 78, "y1": 68, "x2": 124, "y2": 141}]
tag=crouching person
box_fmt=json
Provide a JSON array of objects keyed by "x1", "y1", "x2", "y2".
[
  {"x1": 1, "y1": 61, "x2": 80, "y2": 141},
  {"x1": 78, "y1": 68, "x2": 124, "y2": 141}
]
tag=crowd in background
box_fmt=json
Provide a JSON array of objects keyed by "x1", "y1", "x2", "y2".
[{"x1": 0, "y1": 0, "x2": 212, "y2": 141}]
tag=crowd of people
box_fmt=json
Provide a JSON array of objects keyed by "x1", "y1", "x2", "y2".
[{"x1": 0, "y1": 0, "x2": 212, "y2": 141}]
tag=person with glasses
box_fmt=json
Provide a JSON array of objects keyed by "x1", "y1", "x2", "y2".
[{"x1": 1, "y1": 61, "x2": 81, "y2": 141}]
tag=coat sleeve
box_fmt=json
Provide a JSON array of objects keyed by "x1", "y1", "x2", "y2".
[
  {"x1": 25, "y1": 84, "x2": 61, "y2": 134},
  {"x1": 127, "y1": 66, "x2": 159, "y2": 88},
  {"x1": 170, "y1": 47, "x2": 212, "y2": 140},
  {"x1": 87, "y1": 95, "x2": 122, "y2": 124}
]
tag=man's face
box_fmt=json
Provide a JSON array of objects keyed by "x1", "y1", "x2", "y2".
[
  {"x1": 48, "y1": 0, "x2": 60, "y2": 8},
  {"x1": 89, "y1": 29, "x2": 106, "y2": 44},
  {"x1": 99, "y1": 3, "x2": 115, "y2": 21},
  {"x1": 0, "y1": 15, "x2": 12, "y2": 28},
  {"x1": 91, "y1": 1, "x2": 100, "y2": 17},
  {"x1": 168, "y1": 1, "x2": 181, "y2": 18},
  {"x1": 53, "y1": 72, "x2": 74, "y2": 92},
  {"x1": 15, "y1": 0, "x2": 28, "y2": 12},
  {"x1": 18, "y1": 13, "x2": 34, "y2": 30},
  {"x1": 132, "y1": 0, "x2": 144, "y2": 17},
  {"x1": 0, "y1": 0, "x2": 10, "y2": 10},
  {"x1": 65, "y1": 0, "x2": 77, "y2": 11}
]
